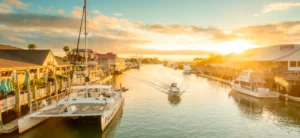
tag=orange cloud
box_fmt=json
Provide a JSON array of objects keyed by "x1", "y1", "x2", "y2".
[
  {"x1": 1, "y1": 10, "x2": 300, "y2": 56},
  {"x1": 0, "y1": 3, "x2": 11, "y2": 13}
]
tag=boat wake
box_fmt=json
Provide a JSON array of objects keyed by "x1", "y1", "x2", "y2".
[{"x1": 129, "y1": 76, "x2": 188, "y2": 95}]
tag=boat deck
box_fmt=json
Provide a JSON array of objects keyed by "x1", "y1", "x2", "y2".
[{"x1": 34, "y1": 103, "x2": 108, "y2": 117}]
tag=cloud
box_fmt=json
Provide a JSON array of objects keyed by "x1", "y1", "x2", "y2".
[
  {"x1": 262, "y1": 2, "x2": 300, "y2": 13},
  {"x1": 233, "y1": 21, "x2": 300, "y2": 46},
  {"x1": 71, "y1": 7, "x2": 83, "y2": 18},
  {"x1": 57, "y1": 9, "x2": 65, "y2": 14},
  {"x1": 4, "y1": 0, "x2": 29, "y2": 10},
  {"x1": 0, "y1": 3, "x2": 11, "y2": 13},
  {"x1": 1, "y1": 9, "x2": 300, "y2": 56},
  {"x1": 6, "y1": 36, "x2": 26, "y2": 43},
  {"x1": 46, "y1": 6, "x2": 55, "y2": 13},
  {"x1": 114, "y1": 13, "x2": 123, "y2": 16}
]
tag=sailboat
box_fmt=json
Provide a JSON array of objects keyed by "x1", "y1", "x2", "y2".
[{"x1": 18, "y1": 0, "x2": 124, "y2": 133}]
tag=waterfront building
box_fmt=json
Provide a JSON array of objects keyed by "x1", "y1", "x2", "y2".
[{"x1": 97, "y1": 52, "x2": 126, "y2": 74}]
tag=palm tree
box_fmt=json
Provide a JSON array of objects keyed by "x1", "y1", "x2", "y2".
[
  {"x1": 28, "y1": 44, "x2": 36, "y2": 50},
  {"x1": 63, "y1": 46, "x2": 70, "y2": 56}
]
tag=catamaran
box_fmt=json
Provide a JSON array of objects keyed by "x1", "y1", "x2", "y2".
[
  {"x1": 18, "y1": 0, "x2": 124, "y2": 133},
  {"x1": 230, "y1": 69, "x2": 279, "y2": 99}
]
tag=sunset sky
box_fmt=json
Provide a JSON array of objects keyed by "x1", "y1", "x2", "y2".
[{"x1": 1, "y1": 0, "x2": 300, "y2": 59}]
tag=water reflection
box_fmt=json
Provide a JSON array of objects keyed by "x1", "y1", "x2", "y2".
[
  {"x1": 229, "y1": 90, "x2": 300, "y2": 129},
  {"x1": 168, "y1": 94, "x2": 181, "y2": 106}
]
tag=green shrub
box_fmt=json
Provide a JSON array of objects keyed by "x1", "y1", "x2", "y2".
[
  {"x1": 31, "y1": 79, "x2": 45, "y2": 86},
  {"x1": 48, "y1": 76, "x2": 56, "y2": 82},
  {"x1": 56, "y1": 74, "x2": 68, "y2": 79}
]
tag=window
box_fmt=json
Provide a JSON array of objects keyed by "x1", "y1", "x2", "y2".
[{"x1": 290, "y1": 61, "x2": 296, "y2": 67}]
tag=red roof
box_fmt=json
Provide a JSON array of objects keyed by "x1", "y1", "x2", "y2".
[{"x1": 97, "y1": 52, "x2": 118, "y2": 59}]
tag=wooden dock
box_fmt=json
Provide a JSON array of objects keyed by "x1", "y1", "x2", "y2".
[
  {"x1": 198, "y1": 74, "x2": 230, "y2": 85},
  {"x1": 0, "y1": 118, "x2": 18, "y2": 133}
]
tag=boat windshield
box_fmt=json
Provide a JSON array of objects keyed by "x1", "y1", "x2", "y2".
[{"x1": 171, "y1": 83, "x2": 177, "y2": 87}]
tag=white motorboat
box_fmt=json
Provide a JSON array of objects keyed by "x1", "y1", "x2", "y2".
[
  {"x1": 183, "y1": 64, "x2": 192, "y2": 74},
  {"x1": 168, "y1": 82, "x2": 181, "y2": 96},
  {"x1": 230, "y1": 69, "x2": 279, "y2": 99}
]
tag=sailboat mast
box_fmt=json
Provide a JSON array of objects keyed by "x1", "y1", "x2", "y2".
[{"x1": 84, "y1": 0, "x2": 88, "y2": 83}]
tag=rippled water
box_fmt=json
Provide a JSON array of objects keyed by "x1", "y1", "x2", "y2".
[{"x1": 2, "y1": 65, "x2": 300, "y2": 138}]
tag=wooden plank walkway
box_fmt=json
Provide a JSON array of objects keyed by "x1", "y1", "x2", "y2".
[
  {"x1": 0, "y1": 118, "x2": 19, "y2": 133},
  {"x1": 198, "y1": 74, "x2": 231, "y2": 84}
]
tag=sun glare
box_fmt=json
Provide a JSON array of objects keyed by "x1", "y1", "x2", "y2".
[{"x1": 216, "y1": 40, "x2": 256, "y2": 54}]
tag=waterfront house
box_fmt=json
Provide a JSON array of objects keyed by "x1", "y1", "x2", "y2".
[
  {"x1": 97, "y1": 52, "x2": 126, "y2": 73},
  {"x1": 0, "y1": 46, "x2": 74, "y2": 125}
]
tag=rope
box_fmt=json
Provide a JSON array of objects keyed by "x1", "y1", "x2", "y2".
[{"x1": 63, "y1": 4, "x2": 86, "y2": 111}]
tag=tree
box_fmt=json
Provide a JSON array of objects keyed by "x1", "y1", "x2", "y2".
[
  {"x1": 63, "y1": 46, "x2": 70, "y2": 56},
  {"x1": 28, "y1": 44, "x2": 36, "y2": 50}
]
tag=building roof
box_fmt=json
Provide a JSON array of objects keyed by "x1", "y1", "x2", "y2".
[
  {"x1": 71, "y1": 49, "x2": 93, "y2": 52},
  {"x1": 0, "y1": 50, "x2": 41, "y2": 69},
  {"x1": 55, "y1": 57, "x2": 72, "y2": 66},
  {"x1": 242, "y1": 44, "x2": 300, "y2": 61},
  {"x1": 0, "y1": 44, "x2": 23, "y2": 50},
  {"x1": 0, "y1": 50, "x2": 70, "y2": 70},
  {"x1": 97, "y1": 52, "x2": 118, "y2": 59}
]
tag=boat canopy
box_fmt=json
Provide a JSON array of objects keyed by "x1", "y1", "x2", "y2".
[
  {"x1": 236, "y1": 69, "x2": 264, "y2": 83},
  {"x1": 171, "y1": 82, "x2": 177, "y2": 87},
  {"x1": 71, "y1": 85, "x2": 112, "y2": 90},
  {"x1": 183, "y1": 64, "x2": 192, "y2": 71}
]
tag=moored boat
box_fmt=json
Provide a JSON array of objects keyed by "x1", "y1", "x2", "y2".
[
  {"x1": 183, "y1": 64, "x2": 192, "y2": 74},
  {"x1": 230, "y1": 69, "x2": 279, "y2": 99}
]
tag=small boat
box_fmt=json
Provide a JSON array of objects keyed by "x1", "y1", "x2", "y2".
[
  {"x1": 170, "y1": 63, "x2": 178, "y2": 69},
  {"x1": 183, "y1": 64, "x2": 192, "y2": 74},
  {"x1": 168, "y1": 82, "x2": 181, "y2": 96},
  {"x1": 230, "y1": 69, "x2": 279, "y2": 99}
]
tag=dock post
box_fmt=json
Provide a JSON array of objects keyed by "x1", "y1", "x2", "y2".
[
  {"x1": 32, "y1": 84, "x2": 37, "y2": 102},
  {"x1": 54, "y1": 79, "x2": 58, "y2": 101},
  {"x1": 0, "y1": 108, "x2": 2, "y2": 129},
  {"x1": 13, "y1": 70, "x2": 21, "y2": 117},
  {"x1": 60, "y1": 78, "x2": 63, "y2": 92},
  {"x1": 48, "y1": 82, "x2": 52, "y2": 97},
  {"x1": 14, "y1": 83, "x2": 21, "y2": 117},
  {"x1": 27, "y1": 73, "x2": 32, "y2": 114}
]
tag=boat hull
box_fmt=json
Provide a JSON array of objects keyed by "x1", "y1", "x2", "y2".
[
  {"x1": 231, "y1": 84, "x2": 279, "y2": 99},
  {"x1": 18, "y1": 116, "x2": 49, "y2": 133},
  {"x1": 101, "y1": 96, "x2": 124, "y2": 131},
  {"x1": 168, "y1": 91, "x2": 181, "y2": 96}
]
